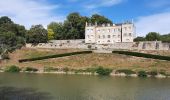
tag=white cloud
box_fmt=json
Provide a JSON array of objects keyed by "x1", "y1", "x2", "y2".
[
  {"x1": 0, "y1": 0, "x2": 65, "y2": 29},
  {"x1": 136, "y1": 12, "x2": 170, "y2": 36},
  {"x1": 85, "y1": 0, "x2": 123, "y2": 9}
]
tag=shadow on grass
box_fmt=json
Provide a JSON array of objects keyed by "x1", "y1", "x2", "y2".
[{"x1": 0, "y1": 87, "x2": 53, "y2": 100}]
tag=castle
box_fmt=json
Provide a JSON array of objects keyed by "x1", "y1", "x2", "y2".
[{"x1": 85, "y1": 21, "x2": 135, "y2": 44}]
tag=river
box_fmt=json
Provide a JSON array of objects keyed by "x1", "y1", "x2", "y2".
[{"x1": 0, "y1": 73, "x2": 170, "y2": 100}]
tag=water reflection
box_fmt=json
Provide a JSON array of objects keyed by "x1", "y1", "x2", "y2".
[{"x1": 0, "y1": 87, "x2": 52, "y2": 100}]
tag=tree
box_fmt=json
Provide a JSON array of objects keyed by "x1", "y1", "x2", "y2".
[
  {"x1": 47, "y1": 28, "x2": 54, "y2": 40},
  {"x1": 145, "y1": 32, "x2": 160, "y2": 41},
  {"x1": 26, "y1": 25, "x2": 48, "y2": 44},
  {"x1": 0, "y1": 16, "x2": 13, "y2": 25},
  {"x1": 47, "y1": 22, "x2": 64, "y2": 39},
  {"x1": 134, "y1": 37, "x2": 146, "y2": 42},
  {"x1": 160, "y1": 33, "x2": 170, "y2": 43},
  {"x1": 90, "y1": 14, "x2": 112, "y2": 25}
]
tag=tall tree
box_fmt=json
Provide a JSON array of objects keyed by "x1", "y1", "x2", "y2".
[
  {"x1": 90, "y1": 14, "x2": 112, "y2": 25},
  {"x1": 26, "y1": 25, "x2": 48, "y2": 44},
  {"x1": 145, "y1": 32, "x2": 160, "y2": 41},
  {"x1": 47, "y1": 29, "x2": 54, "y2": 40}
]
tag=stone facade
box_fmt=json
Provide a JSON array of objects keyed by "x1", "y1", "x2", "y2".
[
  {"x1": 85, "y1": 22, "x2": 135, "y2": 44},
  {"x1": 26, "y1": 40, "x2": 170, "y2": 51}
]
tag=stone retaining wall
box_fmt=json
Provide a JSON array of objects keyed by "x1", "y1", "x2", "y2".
[{"x1": 26, "y1": 40, "x2": 170, "y2": 51}]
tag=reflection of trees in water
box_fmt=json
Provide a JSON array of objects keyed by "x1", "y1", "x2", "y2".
[{"x1": 0, "y1": 87, "x2": 52, "y2": 100}]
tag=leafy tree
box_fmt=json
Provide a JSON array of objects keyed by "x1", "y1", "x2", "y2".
[
  {"x1": 160, "y1": 33, "x2": 170, "y2": 43},
  {"x1": 48, "y1": 22, "x2": 64, "y2": 39},
  {"x1": 26, "y1": 25, "x2": 48, "y2": 44},
  {"x1": 47, "y1": 29, "x2": 54, "y2": 40},
  {"x1": 145, "y1": 32, "x2": 160, "y2": 41},
  {"x1": 134, "y1": 37, "x2": 146, "y2": 42},
  {"x1": 0, "y1": 16, "x2": 13, "y2": 25},
  {"x1": 90, "y1": 14, "x2": 112, "y2": 25}
]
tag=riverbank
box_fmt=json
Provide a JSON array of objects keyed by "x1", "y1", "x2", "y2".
[
  {"x1": 1, "y1": 65, "x2": 169, "y2": 78},
  {"x1": 1, "y1": 48, "x2": 170, "y2": 73}
]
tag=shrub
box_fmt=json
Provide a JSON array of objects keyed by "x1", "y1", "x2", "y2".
[
  {"x1": 116, "y1": 69, "x2": 136, "y2": 75},
  {"x1": 5, "y1": 65, "x2": 21, "y2": 73},
  {"x1": 19, "y1": 51, "x2": 92, "y2": 63},
  {"x1": 112, "y1": 51, "x2": 170, "y2": 61},
  {"x1": 138, "y1": 71, "x2": 147, "y2": 77},
  {"x1": 95, "y1": 67, "x2": 112, "y2": 76},
  {"x1": 44, "y1": 67, "x2": 58, "y2": 72},
  {"x1": 147, "y1": 71, "x2": 158, "y2": 77},
  {"x1": 24, "y1": 67, "x2": 38, "y2": 72},
  {"x1": 63, "y1": 67, "x2": 69, "y2": 72}
]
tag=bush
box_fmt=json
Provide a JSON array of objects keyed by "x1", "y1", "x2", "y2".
[
  {"x1": 95, "y1": 67, "x2": 112, "y2": 76},
  {"x1": 138, "y1": 71, "x2": 147, "y2": 77},
  {"x1": 19, "y1": 51, "x2": 92, "y2": 63},
  {"x1": 147, "y1": 71, "x2": 158, "y2": 77},
  {"x1": 112, "y1": 51, "x2": 170, "y2": 61},
  {"x1": 5, "y1": 65, "x2": 21, "y2": 73},
  {"x1": 116, "y1": 69, "x2": 136, "y2": 75},
  {"x1": 24, "y1": 67, "x2": 38, "y2": 72},
  {"x1": 44, "y1": 67, "x2": 58, "y2": 72},
  {"x1": 63, "y1": 67, "x2": 69, "y2": 72}
]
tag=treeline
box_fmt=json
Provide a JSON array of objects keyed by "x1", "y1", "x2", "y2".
[
  {"x1": 47, "y1": 12, "x2": 112, "y2": 40},
  {"x1": 134, "y1": 32, "x2": 170, "y2": 42},
  {"x1": 0, "y1": 12, "x2": 112, "y2": 58}
]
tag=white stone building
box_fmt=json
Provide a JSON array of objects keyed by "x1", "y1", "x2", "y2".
[{"x1": 85, "y1": 21, "x2": 135, "y2": 44}]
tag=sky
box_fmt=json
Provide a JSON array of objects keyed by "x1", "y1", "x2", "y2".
[{"x1": 0, "y1": 0, "x2": 170, "y2": 36}]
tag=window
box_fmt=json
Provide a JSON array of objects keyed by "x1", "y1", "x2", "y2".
[
  {"x1": 108, "y1": 35, "x2": 111, "y2": 38},
  {"x1": 107, "y1": 40, "x2": 110, "y2": 42},
  {"x1": 113, "y1": 35, "x2": 116, "y2": 38},
  {"x1": 124, "y1": 27, "x2": 127, "y2": 30},
  {"x1": 129, "y1": 26, "x2": 131, "y2": 29},
  {"x1": 118, "y1": 29, "x2": 121, "y2": 32},
  {"x1": 118, "y1": 35, "x2": 121, "y2": 38},
  {"x1": 98, "y1": 35, "x2": 100, "y2": 39},
  {"x1": 103, "y1": 35, "x2": 105, "y2": 38},
  {"x1": 124, "y1": 33, "x2": 127, "y2": 36},
  {"x1": 129, "y1": 33, "x2": 132, "y2": 36},
  {"x1": 108, "y1": 29, "x2": 111, "y2": 32},
  {"x1": 87, "y1": 35, "x2": 90, "y2": 38}
]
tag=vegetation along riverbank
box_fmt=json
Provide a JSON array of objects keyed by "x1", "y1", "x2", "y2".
[{"x1": 0, "y1": 65, "x2": 169, "y2": 78}]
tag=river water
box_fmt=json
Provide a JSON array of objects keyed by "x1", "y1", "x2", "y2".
[{"x1": 0, "y1": 73, "x2": 170, "y2": 100}]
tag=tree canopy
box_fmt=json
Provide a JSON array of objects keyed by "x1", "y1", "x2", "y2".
[{"x1": 47, "y1": 12, "x2": 112, "y2": 40}]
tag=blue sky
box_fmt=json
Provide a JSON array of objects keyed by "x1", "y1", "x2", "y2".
[{"x1": 0, "y1": 0, "x2": 170, "y2": 36}]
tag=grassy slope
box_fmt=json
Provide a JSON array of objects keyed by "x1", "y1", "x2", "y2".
[{"x1": 1, "y1": 48, "x2": 170, "y2": 72}]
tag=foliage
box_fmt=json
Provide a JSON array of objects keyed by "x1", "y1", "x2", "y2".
[
  {"x1": 19, "y1": 51, "x2": 92, "y2": 62},
  {"x1": 5, "y1": 65, "x2": 21, "y2": 73},
  {"x1": 24, "y1": 67, "x2": 38, "y2": 72},
  {"x1": 63, "y1": 67, "x2": 69, "y2": 72},
  {"x1": 112, "y1": 50, "x2": 170, "y2": 61},
  {"x1": 134, "y1": 37, "x2": 146, "y2": 42},
  {"x1": 47, "y1": 28, "x2": 54, "y2": 40},
  {"x1": 0, "y1": 16, "x2": 26, "y2": 58},
  {"x1": 138, "y1": 71, "x2": 147, "y2": 77},
  {"x1": 145, "y1": 32, "x2": 161, "y2": 41},
  {"x1": 95, "y1": 67, "x2": 112, "y2": 76},
  {"x1": 116, "y1": 69, "x2": 136, "y2": 75},
  {"x1": 147, "y1": 71, "x2": 158, "y2": 77},
  {"x1": 47, "y1": 12, "x2": 112, "y2": 40},
  {"x1": 26, "y1": 25, "x2": 48, "y2": 44},
  {"x1": 44, "y1": 67, "x2": 59, "y2": 72}
]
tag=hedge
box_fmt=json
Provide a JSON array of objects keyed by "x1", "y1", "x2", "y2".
[
  {"x1": 19, "y1": 51, "x2": 92, "y2": 63},
  {"x1": 112, "y1": 51, "x2": 170, "y2": 61}
]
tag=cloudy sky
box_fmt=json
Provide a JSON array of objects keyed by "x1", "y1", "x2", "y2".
[{"x1": 0, "y1": 0, "x2": 170, "y2": 36}]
